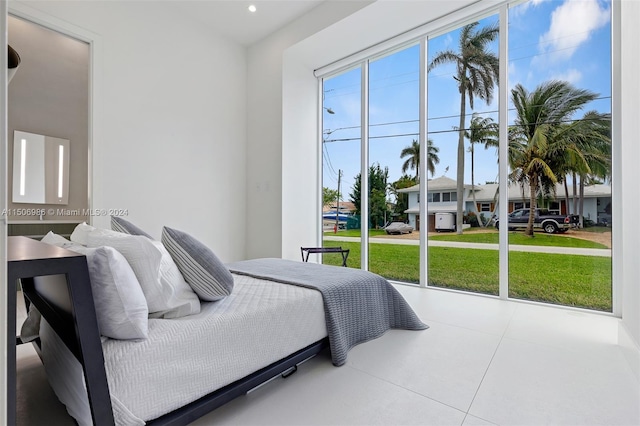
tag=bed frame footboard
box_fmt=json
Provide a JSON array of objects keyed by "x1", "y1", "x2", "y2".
[{"x1": 148, "y1": 338, "x2": 329, "y2": 425}]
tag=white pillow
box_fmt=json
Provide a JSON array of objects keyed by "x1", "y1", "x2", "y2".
[
  {"x1": 86, "y1": 228, "x2": 200, "y2": 318},
  {"x1": 40, "y1": 232, "x2": 148, "y2": 340},
  {"x1": 70, "y1": 222, "x2": 96, "y2": 246},
  {"x1": 41, "y1": 231, "x2": 76, "y2": 248}
]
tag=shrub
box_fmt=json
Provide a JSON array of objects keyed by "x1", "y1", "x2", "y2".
[{"x1": 464, "y1": 212, "x2": 480, "y2": 227}]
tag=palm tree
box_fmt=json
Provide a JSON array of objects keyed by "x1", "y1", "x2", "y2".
[
  {"x1": 429, "y1": 21, "x2": 499, "y2": 234},
  {"x1": 464, "y1": 113, "x2": 498, "y2": 226},
  {"x1": 508, "y1": 81, "x2": 599, "y2": 236},
  {"x1": 556, "y1": 110, "x2": 611, "y2": 225},
  {"x1": 400, "y1": 138, "x2": 440, "y2": 179}
]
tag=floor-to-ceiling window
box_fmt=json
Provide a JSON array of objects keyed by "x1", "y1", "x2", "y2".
[
  {"x1": 426, "y1": 14, "x2": 501, "y2": 296},
  {"x1": 321, "y1": 66, "x2": 362, "y2": 267},
  {"x1": 320, "y1": 0, "x2": 613, "y2": 313},
  {"x1": 367, "y1": 45, "x2": 420, "y2": 283},
  {"x1": 506, "y1": 0, "x2": 612, "y2": 311}
]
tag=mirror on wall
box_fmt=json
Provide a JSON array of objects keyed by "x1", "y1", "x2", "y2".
[{"x1": 12, "y1": 130, "x2": 70, "y2": 205}]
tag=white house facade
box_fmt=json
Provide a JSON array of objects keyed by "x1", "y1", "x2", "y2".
[{"x1": 399, "y1": 176, "x2": 612, "y2": 231}]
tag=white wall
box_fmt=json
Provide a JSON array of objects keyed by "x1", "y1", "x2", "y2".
[
  {"x1": 582, "y1": 198, "x2": 597, "y2": 223},
  {"x1": 619, "y1": 0, "x2": 640, "y2": 379},
  {"x1": 11, "y1": 0, "x2": 248, "y2": 261},
  {"x1": 245, "y1": 1, "x2": 371, "y2": 260}
]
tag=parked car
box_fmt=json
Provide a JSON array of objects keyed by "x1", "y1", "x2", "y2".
[
  {"x1": 384, "y1": 222, "x2": 414, "y2": 235},
  {"x1": 494, "y1": 208, "x2": 579, "y2": 234}
]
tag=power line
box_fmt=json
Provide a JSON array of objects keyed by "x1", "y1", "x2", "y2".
[
  {"x1": 323, "y1": 144, "x2": 339, "y2": 179},
  {"x1": 323, "y1": 114, "x2": 611, "y2": 144},
  {"x1": 322, "y1": 95, "x2": 611, "y2": 139}
]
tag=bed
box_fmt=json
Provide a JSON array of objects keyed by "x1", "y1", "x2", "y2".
[{"x1": 19, "y1": 221, "x2": 427, "y2": 426}]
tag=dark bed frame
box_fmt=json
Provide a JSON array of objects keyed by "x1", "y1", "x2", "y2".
[{"x1": 8, "y1": 236, "x2": 329, "y2": 425}]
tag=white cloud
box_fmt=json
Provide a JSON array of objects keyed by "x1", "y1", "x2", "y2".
[
  {"x1": 510, "y1": 0, "x2": 549, "y2": 18},
  {"x1": 551, "y1": 68, "x2": 583, "y2": 84},
  {"x1": 443, "y1": 33, "x2": 453, "y2": 49},
  {"x1": 538, "y1": 0, "x2": 610, "y2": 62}
]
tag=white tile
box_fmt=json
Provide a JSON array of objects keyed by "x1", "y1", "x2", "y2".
[
  {"x1": 394, "y1": 284, "x2": 517, "y2": 336},
  {"x1": 462, "y1": 414, "x2": 498, "y2": 425},
  {"x1": 192, "y1": 351, "x2": 466, "y2": 426},
  {"x1": 469, "y1": 338, "x2": 640, "y2": 425},
  {"x1": 505, "y1": 302, "x2": 623, "y2": 359},
  {"x1": 346, "y1": 321, "x2": 501, "y2": 411}
]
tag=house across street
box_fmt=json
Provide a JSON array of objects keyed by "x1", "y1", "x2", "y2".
[{"x1": 398, "y1": 176, "x2": 612, "y2": 232}]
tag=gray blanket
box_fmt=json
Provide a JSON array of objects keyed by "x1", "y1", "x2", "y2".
[{"x1": 226, "y1": 258, "x2": 428, "y2": 366}]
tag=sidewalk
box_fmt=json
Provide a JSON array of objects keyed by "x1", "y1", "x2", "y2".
[{"x1": 323, "y1": 235, "x2": 612, "y2": 257}]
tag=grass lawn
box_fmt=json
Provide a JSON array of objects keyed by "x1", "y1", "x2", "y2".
[
  {"x1": 322, "y1": 240, "x2": 612, "y2": 312},
  {"x1": 324, "y1": 229, "x2": 387, "y2": 237},
  {"x1": 429, "y1": 231, "x2": 608, "y2": 249},
  {"x1": 327, "y1": 229, "x2": 609, "y2": 249}
]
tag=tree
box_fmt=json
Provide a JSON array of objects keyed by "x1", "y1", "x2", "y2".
[
  {"x1": 350, "y1": 163, "x2": 390, "y2": 228},
  {"x1": 554, "y1": 110, "x2": 611, "y2": 226},
  {"x1": 508, "y1": 81, "x2": 599, "y2": 236},
  {"x1": 429, "y1": 21, "x2": 499, "y2": 234},
  {"x1": 464, "y1": 113, "x2": 498, "y2": 226},
  {"x1": 400, "y1": 139, "x2": 440, "y2": 179},
  {"x1": 390, "y1": 174, "x2": 418, "y2": 221},
  {"x1": 323, "y1": 187, "x2": 340, "y2": 208}
]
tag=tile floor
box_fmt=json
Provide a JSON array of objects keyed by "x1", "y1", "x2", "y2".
[{"x1": 16, "y1": 286, "x2": 640, "y2": 425}]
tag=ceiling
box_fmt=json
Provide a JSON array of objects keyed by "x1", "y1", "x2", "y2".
[{"x1": 168, "y1": 0, "x2": 326, "y2": 46}]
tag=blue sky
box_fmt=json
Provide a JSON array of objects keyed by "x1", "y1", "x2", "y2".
[{"x1": 322, "y1": 0, "x2": 612, "y2": 201}]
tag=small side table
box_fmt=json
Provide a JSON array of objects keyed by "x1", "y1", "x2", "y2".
[{"x1": 301, "y1": 246, "x2": 350, "y2": 267}]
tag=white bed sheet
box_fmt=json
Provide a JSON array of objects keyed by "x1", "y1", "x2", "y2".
[{"x1": 39, "y1": 273, "x2": 327, "y2": 425}]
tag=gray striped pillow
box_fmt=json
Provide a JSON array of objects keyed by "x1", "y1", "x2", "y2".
[
  {"x1": 111, "y1": 216, "x2": 153, "y2": 239},
  {"x1": 161, "y1": 226, "x2": 234, "y2": 301}
]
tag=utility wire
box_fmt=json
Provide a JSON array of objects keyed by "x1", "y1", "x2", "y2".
[
  {"x1": 323, "y1": 114, "x2": 612, "y2": 144},
  {"x1": 322, "y1": 95, "x2": 611, "y2": 139}
]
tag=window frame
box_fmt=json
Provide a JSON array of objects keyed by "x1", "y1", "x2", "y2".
[{"x1": 318, "y1": 0, "x2": 618, "y2": 315}]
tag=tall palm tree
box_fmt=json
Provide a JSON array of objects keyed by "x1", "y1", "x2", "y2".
[
  {"x1": 429, "y1": 21, "x2": 499, "y2": 234},
  {"x1": 464, "y1": 113, "x2": 498, "y2": 226},
  {"x1": 557, "y1": 110, "x2": 611, "y2": 225},
  {"x1": 508, "y1": 81, "x2": 599, "y2": 236},
  {"x1": 400, "y1": 138, "x2": 440, "y2": 179}
]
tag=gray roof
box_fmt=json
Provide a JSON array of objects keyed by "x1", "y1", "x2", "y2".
[
  {"x1": 398, "y1": 176, "x2": 470, "y2": 193},
  {"x1": 470, "y1": 182, "x2": 611, "y2": 201},
  {"x1": 400, "y1": 180, "x2": 611, "y2": 201}
]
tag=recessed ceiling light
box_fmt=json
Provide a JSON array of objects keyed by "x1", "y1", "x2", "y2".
[{"x1": 248, "y1": 5, "x2": 257, "y2": 13}]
